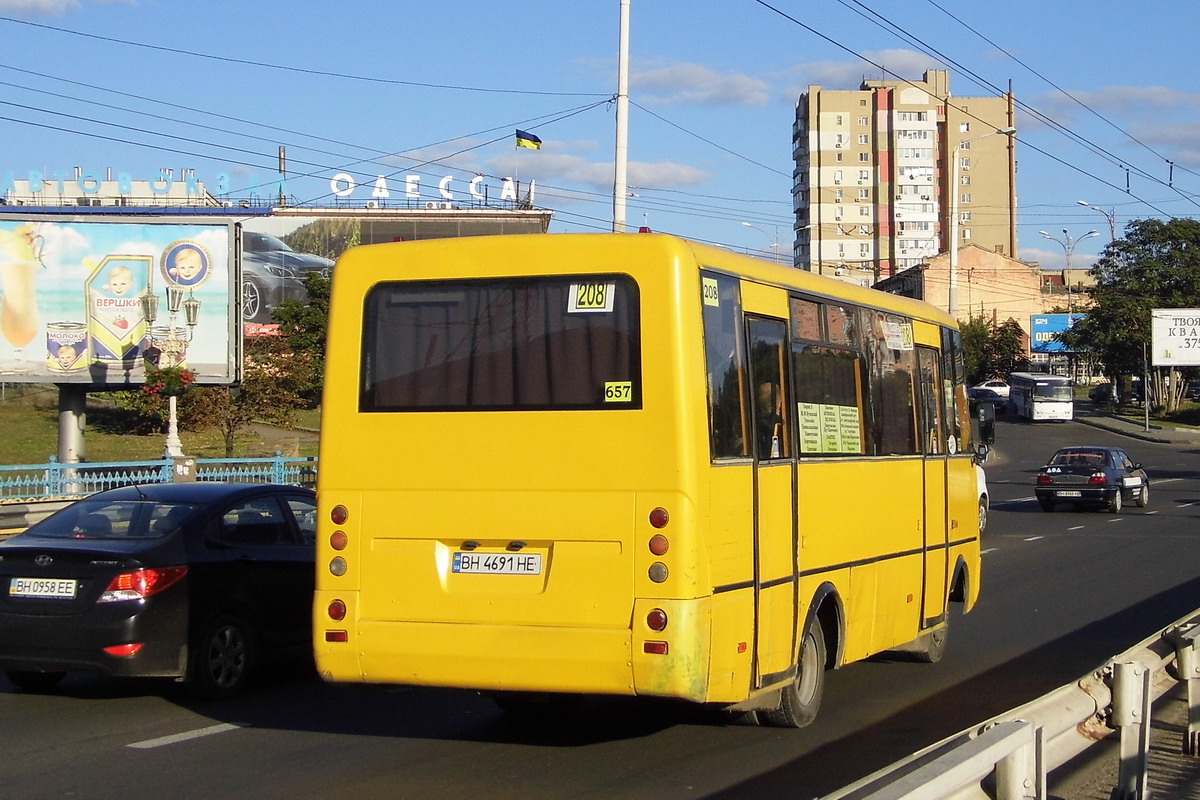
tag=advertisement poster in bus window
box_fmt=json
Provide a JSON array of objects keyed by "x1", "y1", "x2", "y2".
[{"x1": 0, "y1": 217, "x2": 235, "y2": 385}]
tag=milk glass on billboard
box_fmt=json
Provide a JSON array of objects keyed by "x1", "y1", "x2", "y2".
[{"x1": 0, "y1": 216, "x2": 237, "y2": 386}]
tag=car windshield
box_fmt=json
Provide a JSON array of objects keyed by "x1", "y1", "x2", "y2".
[
  {"x1": 1050, "y1": 451, "x2": 1106, "y2": 468},
  {"x1": 28, "y1": 500, "x2": 202, "y2": 540},
  {"x1": 245, "y1": 232, "x2": 294, "y2": 253}
]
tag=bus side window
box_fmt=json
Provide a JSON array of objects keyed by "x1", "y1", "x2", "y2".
[{"x1": 702, "y1": 272, "x2": 750, "y2": 459}]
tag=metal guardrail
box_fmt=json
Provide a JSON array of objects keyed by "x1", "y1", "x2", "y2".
[
  {"x1": 0, "y1": 453, "x2": 317, "y2": 501},
  {"x1": 819, "y1": 609, "x2": 1200, "y2": 800}
]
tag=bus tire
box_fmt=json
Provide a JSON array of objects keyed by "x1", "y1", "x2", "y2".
[
  {"x1": 911, "y1": 620, "x2": 949, "y2": 664},
  {"x1": 762, "y1": 616, "x2": 826, "y2": 728}
]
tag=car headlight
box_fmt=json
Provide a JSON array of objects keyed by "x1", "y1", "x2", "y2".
[{"x1": 263, "y1": 265, "x2": 297, "y2": 278}]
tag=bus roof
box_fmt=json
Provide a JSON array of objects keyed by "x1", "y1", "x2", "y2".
[{"x1": 339, "y1": 232, "x2": 959, "y2": 330}]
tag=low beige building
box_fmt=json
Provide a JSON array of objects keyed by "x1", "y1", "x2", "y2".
[{"x1": 874, "y1": 244, "x2": 1077, "y2": 347}]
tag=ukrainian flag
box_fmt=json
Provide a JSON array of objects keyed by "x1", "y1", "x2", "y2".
[{"x1": 515, "y1": 129, "x2": 542, "y2": 150}]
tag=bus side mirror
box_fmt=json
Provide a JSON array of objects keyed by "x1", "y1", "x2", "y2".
[{"x1": 975, "y1": 402, "x2": 996, "y2": 446}]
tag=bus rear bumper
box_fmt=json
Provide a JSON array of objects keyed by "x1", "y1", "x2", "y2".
[{"x1": 324, "y1": 620, "x2": 637, "y2": 695}]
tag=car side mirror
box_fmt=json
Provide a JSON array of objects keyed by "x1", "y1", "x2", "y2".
[{"x1": 975, "y1": 443, "x2": 990, "y2": 464}]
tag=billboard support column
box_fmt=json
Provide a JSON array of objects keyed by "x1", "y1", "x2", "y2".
[{"x1": 56, "y1": 384, "x2": 86, "y2": 493}]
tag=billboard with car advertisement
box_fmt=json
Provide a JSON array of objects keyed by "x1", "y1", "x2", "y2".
[
  {"x1": 1030, "y1": 313, "x2": 1084, "y2": 354},
  {"x1": 0, "y1": 215, "x2": 237, "y2": 385}
]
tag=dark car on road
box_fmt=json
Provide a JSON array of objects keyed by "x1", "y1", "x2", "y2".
[
  {"x1": 0, "y1": 482, "x2": 316, "y2": 698},
  {"x1": 967, "y1": 387, "x2": 1007, "y2": 415},
  {"x1": 1034, "y1": 446, "x2": 1149, "y2": 513},
  {"x1": 242, "y1": 231, "x2": 334, "y2": 323}
]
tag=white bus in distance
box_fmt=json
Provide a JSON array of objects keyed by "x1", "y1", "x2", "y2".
[{"x1": 1008, "y1": 372, "x2": 1074, "y2": 421}]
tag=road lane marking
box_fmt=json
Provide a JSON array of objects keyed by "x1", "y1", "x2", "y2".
[
  {"x1": 1024, "y1": 536, "x2": 1043, "y2": 541},
  {"x1": 1067, "y1": 526, "x2": 1085, "y2": 531},
  {"x1": 1107, "y1": 518, "x2": 1124, "y2": 523},
  {"x1": 981, "y1": 548, "x2": 999, "y2": 554},
  {"x1": 127, "y1": 723, "x2": 242, "y2": 749}
]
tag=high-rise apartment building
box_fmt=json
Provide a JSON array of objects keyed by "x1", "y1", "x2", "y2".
[{"x1": 792, "y1": 70, "x2": 1016, "y2": 296}]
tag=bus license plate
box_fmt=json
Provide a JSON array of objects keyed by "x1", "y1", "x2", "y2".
[
  {"x1": 1056, "y1": 490, "x2": 1082, "y2": 498},
  {"x1": 452, "y1": 552, "x2": 543, "y2": 575},
  {"x1": 9, "y1": 577, "x2": 77, "y2": 599}
]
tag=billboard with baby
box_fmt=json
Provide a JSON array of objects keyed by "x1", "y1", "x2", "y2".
[{"x1": 0, "y1": 215, "x2": 237, "y2": 385}]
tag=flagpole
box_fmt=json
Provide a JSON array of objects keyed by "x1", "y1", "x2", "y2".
[{"x1": 612, "y1": 0, "x2": 630, "y2": 233}]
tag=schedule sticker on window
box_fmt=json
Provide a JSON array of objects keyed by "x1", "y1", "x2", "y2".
[{"x1": 568, "y1": 282, "x2": 616, "y2": 313}]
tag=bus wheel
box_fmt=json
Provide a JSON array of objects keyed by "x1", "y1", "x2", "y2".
[
  {"x1": 762, "y1": 617, "x2": 826, "y2": 728},
  {"x1": 911, "y1": 621, "x2": 948, "y2": 664}
]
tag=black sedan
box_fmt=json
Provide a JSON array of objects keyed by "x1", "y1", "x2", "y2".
[
  {"x1": 0, "y1": 482, "x2": 316, "y2": 699},
  {"x1": 967, "y1": 387, "x2": 1008, "y2": 414},
  {"x1": 1034, "y1": 446, "x2": 1149, "y2": 513}
]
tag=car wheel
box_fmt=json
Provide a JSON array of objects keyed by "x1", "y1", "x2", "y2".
[
  {"x1": 241, "y1": 279, "x2": 267, "y2": 323},
  {"x1": 189, "y1": 615, "x2": 256, "y2": 700},
  {"x1": 761, "y1": 615, "x2": 826, "y2": 728},
  {"x1": 1108, "y1": 490, "x2": 1123, "y2": 514},
  {"x1": 5, "y1": 670, "x2": 66, "y2": 692},
  {"x1": 978, "y1": 497, "x2": 989, "y2": 533},
  {"x1": 1038, "y1": 497, "x2": 1054, "y2": 512},
  {"x1": 1136, "y1": 484, "x2": 1149, "y2": 508}
]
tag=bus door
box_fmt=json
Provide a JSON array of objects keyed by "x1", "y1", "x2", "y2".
[
  {"x1": 746, "y1": 317, "x2": 798, "y2": 686},
  {"x1": 916, "y1": 346, "x2": 948, "y2": 627}
]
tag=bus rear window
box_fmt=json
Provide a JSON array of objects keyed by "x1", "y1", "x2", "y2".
[{"x1": 360, "y1": 275, "x2": 641, "y2": 411}]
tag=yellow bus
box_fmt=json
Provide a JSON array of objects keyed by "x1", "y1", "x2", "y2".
[{"x1": 314, "y1": 233, "x2": 985, "y2": 727}]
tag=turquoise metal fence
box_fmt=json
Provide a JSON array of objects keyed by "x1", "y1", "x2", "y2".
[{"x1": 0, "y1": 453, "x2": 317, "y2": 501}]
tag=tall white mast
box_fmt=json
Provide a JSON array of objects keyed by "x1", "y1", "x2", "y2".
[{"x1": 613, "y1": 0, "x2": 630, "y2": 232}]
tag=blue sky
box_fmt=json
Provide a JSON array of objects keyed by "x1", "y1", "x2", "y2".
[{"x1": 0, "y1": 0, "x2": 1196, "y2": 271}]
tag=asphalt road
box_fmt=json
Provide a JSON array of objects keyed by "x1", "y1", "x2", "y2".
[{"x1": 3, "y1": 414, "x2": 1199, "y2": 800}]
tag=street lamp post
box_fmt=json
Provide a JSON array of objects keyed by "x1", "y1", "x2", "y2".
[
  {"x1": 1039, "y1": 229, "x2": 1099, "y2": 381},
  {"x1": 742, "y1": 221, "x2": 782, "y2": 264},
  {"x1": 140, "y1": 287, "x2": 201, "y2": 458},
  {"x1": 948, "y1": 126, "x2": 1016, "y2": 318},
  {"x1": 1076, "y1": 200, "x2": 1118, "y2": 243}
]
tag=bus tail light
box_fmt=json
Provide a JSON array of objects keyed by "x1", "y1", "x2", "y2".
[
  {"x1": 325, "y1": 630, "x2": 348, "y2": 643},
  {"x1": 648, "y1": 562, "x2": 669, "y2": 583},
  {"x1": 649, "y1": 507, "x2": 669, "y2": 528},
  {"x1": 329, "y1": 557, "x2": 348, "y2": 576},
  {"x1": 644, "y1": 641, "x2": 668, "y2": 655},
  {"x1": 328, "y1": 599, "x2": 347, "y2": 621},
  {"x1": 648, "y1": 534, "x2": 669, "y2": 556},
  {"x1": 331, "y1": 505, "x2": 349, "y2": 525},
  {"x1": 330, "y1": 530, "x2": 348, "y2": 550},
  {"x1": 646, "y1": 609, "x2": 667, "y2": 631}
]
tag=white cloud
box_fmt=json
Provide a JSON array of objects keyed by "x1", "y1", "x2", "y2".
[
  {"x1": 1133, "y1": 121, "x2": 1200, "y2": 168},
  {"x1": 633, "y1": 61, "x2": 769, "y2": 107},
  {"x1": 489, "y1": 151, "x2": 707, "y2": 192},
  {"x1": 0, "y1": 0, "x2": 132, "y2": 13},
  {"x1": 781, "y1": 49, "x2": 947, "y2": 98}
]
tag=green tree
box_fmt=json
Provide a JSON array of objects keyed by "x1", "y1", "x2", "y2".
[
  {"x1": 960, "y1": 316, "x2": 993, "y2": 383},
  {"x1": 960, "y1": 315, "x2": 1029, "y2": 383},
  {"x1": 191, "y1": 335, "x2": 317, "y2": 456},
  {"x1": 271, "y1": 271, "x2": 330, "y2": 402},
  {"x1": 1060, "y1": 218, "x2": 1200, "y2": 411},
  {"x1": 991, "y1": 319, "x2": 1030, "y2": 377}
]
